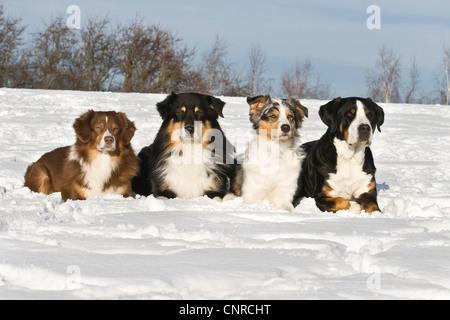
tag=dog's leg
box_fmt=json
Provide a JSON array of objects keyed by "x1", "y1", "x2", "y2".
[
  {"x1": 356, "y1": 193, "x2": 381, "y2": 214},
  {"x1": 24, "y1": 163, "x2": 53, "y2": 195},
  {"x1": 205, "y1": 190, "x2": 227, "y2": 200},
  {"x1": 132, "y1": 146, "x2": 154, "y2": 196},
  {"x1": 155, "y1": 189, "x2": 177, "y2": 199},
  {"x1": 223, "y1": 193, "x2": 236, "y2": 201},
  {"x1": 275, "y1": 201, "x2": 295, "y2": 212},
  {"x1": 316, "y1": 195, "x2": 351, "y2": 213}
]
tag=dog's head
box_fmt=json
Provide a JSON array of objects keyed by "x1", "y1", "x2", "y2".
[
  {"x1": 73, "y1": 110, "x2": 136, "y2": 153},
  {"x1": 247, "y1": 95, "x2": 308, "y2": 142},
  {"x1": 156, "y1": 91, "x2": 226, "y2": 142},
  {"x1": 319, "y1": 97, "x2": 384, "y2": 147}
]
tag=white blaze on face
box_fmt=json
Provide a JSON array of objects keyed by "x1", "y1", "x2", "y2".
[
  {"x1": 347, "y1": 100, "x2": 373, "y2": 146},
  {"x1": 275, "y1": 100, "x2": 290, "y2": 128},
  {"x1": 272, "y1": 99, "x2": 291, "y2": 141},
  {"x1": 97, "y1": 116, "x2": 116, "y2": 152}
]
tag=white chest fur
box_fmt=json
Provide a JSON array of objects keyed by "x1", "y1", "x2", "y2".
[
  {"x1": 241, "y1": 139, "x2": 304, "y2": 211},
  {"x1": 69, "y1": 147, "x2": 119, "y2": 197},
  {"x1": 162, "y1": 141, "x2": 216, "y2": 199},
  {"x1": 327, "y1": 138, "x2": 372, "y2": 200}
]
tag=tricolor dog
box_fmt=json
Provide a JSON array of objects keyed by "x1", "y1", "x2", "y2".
[
  {"x1": 233, "y1": 95, "x2": 308, "y2": 211},
  {"x1": 24, "y1": 110, "x2": 140, "y2": 201},
  {"x1": 296, "y1": 97, "x2": 385, "y2": 214},
  {"x1": 132, "y1": 92, "x2": 236, "y2": 199}
]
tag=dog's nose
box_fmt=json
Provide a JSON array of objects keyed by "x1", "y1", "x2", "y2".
[
  {"x1": 358, "y1": 124, "x2": 371, "y2": 142},
  {"x1": 358, "y1": 124, "x2": 371, "y2": 133},
  {"x1": 104, "y1": 136, "x2": 114, "y2": 145},
  {"x1": 185, "y1": 125, "x2": 195, "y2": 135},
  {"x1": 281, "y1": 124, "x2": 291, "y2": 133}
]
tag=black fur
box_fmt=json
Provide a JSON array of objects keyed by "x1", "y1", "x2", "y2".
[
  {"x1": 294, "y1": 97, "x2": 384, "y2": 213},
  {"x1": 132, "y1": 92, "x2": 236, "y2": 199}
]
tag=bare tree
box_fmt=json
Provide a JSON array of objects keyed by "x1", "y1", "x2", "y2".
[
  {"x1": 221, "y1": 69, "x2": 248, "y2": 97},
  {"x1": 443, "y1": 43, "x2": 450, "y2": 105},
  {"x1": 117, "y1": 18, "x2": 194, "y2": 93},
  {"x1": 307, "y1": 74, "x2": 331, "y2": 100},
  {"x1": 183, "y1": 66, "x2": 207, "y2": 93},
  {"x1": 0, "y1": 3, "x2": 26, "y2": 87},
  {"x1": 405, "y1": 57, "x2": 420, "y2": 104},
  {"x1": 79, "y1": 17, "x2": 118, "y2": 91},
  {"x1": 202, "y1": 34, "x2": 231, "y2": 95},
  {"x1": 281, "y1": 60, "x2": 312, "y2": 99},
  {"x1": 367, "y1": 45, "x2": 402, "y2": 103},
  {"x1": 29, "y1": 17, "x2": 82, "y2": 90},
  {"x1": 248, "y1": 43, "x2": 267, "y2": 96},
  {"x1": 281, "y1": 59, "x2": 330, "y2": 99}
]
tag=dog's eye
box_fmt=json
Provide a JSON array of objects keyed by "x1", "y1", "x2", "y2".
[
  {"x1": 176, "y1": 109, "x2": 185, "y2": 117},
  {"x1": 366, "y1": 112, "x2": 374, "y2": 119},
  {"x1": 287, "y1": 115, "x2": 294, "y2": 122},
  {"x1": 346, "y1": 110, "x2": 355, "y2": 119},
  {"x1": 269, "y1": 115, "x2": 278, "y2": 120},
  {"x1": 196, "y1": 111, "x2": 204, "y2": 118},
  {"x1": 94, "y1": 125, "x2": 101, "y2": 131}
]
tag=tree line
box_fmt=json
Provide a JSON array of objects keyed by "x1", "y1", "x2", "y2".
[
  {"x1": 0, "y1": 4, "x2": 449, "y2": 104},
  {"x1": 0, "y1": 4, "x2": 330, "y2": 100},
  {"x1": 367, "y1": 45, "x2": 450, "y2": 105}
]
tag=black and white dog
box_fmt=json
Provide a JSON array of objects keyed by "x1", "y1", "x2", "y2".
[
  {"x1": 233, "y1": 95, "x2": 308, "y2": 211},
  {"x1": 132, "y1": 92, "x2": 236, "y2": 199},
  {"x1": 296, "y1": 97, "x2": 385, "y2": 214}
]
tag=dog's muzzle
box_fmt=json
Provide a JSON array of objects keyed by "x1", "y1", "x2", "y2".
[
  {"x1": 98, "y1": 131, "x2": 116, "y2": 152},
  {"x1": 358, "y1": 124, "x2": 371, "y2": 142}
]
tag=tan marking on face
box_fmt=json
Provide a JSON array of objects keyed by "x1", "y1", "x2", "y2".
[
  {"x1": 285, "y1": 108, "x2": 297, "y2": 137},
  {"x1": 166, "y1": 119, "x2": 183, "y2": 147},
  {"x1": 258, "y1": 110, "x2": 280, "y2": 141},
  {"x1": 202, "y1": 120, "x2": 213, "y2": 148},
  {"x1": 339, "y1": 123, "x2": 350, "y2": 141}
]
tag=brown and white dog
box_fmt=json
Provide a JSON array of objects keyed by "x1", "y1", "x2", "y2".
[{"x1": 24, "y1": 110, "x2": 140, "y2": 201}]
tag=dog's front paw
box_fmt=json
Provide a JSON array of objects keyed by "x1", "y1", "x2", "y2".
[
  {"x1": 276, "y1": 201, "x2": 295, "y2": 212},
  {"x1": 223, "y1": 193, "x2": 237, "y2": 201},
  {"x1": 349, "y1": 201, "x2": 362, "y2": 214}
]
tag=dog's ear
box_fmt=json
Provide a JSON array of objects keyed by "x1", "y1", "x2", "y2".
[
  {"x1": 288, "y1": 97, "x2": 309, "y2": 118},
  {"x1": 207, "y1": 96, "x2": 226, "y2": 118},
  {"x1": 73, "y1": 110, "x2": 95, "y2": 143},
  {"x1": 156, "y1": 91, "x2": 177, "y2": 120},
  {"x1": 319, "y1": 97, "x2": 342, "y2": 133},
  {"x1": 118, "y1": 112, "x2": 136, "y2": 145},
  {"x1": 367, "y1": 98, "x2": 385, "y2": 132},
  {"x1": 247, "y1": 95, "x2": 271, "y2": 115}
]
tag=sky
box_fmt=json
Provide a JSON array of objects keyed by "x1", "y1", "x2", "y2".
[{"x1": 4, "y1": 0, "x2": 450, "y2": 99}]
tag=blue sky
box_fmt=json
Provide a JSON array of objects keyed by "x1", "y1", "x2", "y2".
[{"x1": 5, "y1": 0, "x2": 450, "y2": 98}]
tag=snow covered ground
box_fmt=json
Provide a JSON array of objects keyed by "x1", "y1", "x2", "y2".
[{"x1": 0, "y1": 88, "x2": 449, "y2": 300}]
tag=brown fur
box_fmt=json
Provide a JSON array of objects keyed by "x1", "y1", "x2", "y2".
[{"x1": 24, "y1": 110, "x2": 140, "y2": 201}]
